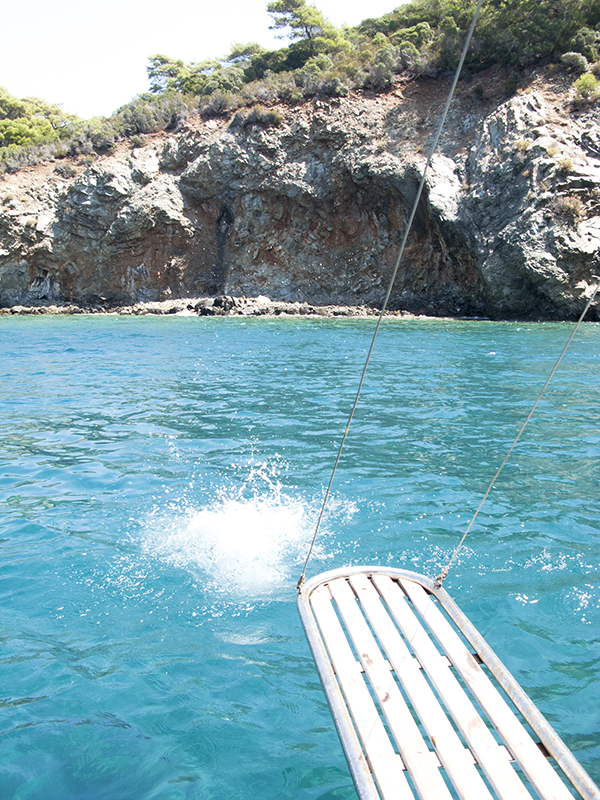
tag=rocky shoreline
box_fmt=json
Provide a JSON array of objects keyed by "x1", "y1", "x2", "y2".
[
  {"x1": 0, "y1": 293, "x2": 473, "y2": 319},
  {"x1": 0, "y1": 294, "x2": 392, "y2": 318},
  {"x1": 5, "y1": 292, "x2": 593, "y2": 320}
]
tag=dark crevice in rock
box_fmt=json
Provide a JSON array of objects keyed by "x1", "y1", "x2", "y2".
[{"x1": 210, "y1": 202, "x2": 234, "y2": 294}]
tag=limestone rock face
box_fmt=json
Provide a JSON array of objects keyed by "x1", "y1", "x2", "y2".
[
  {"x1": 1, "y1": 88, "x2": 599, "y2": 318},
  {"x1": 464, "y1": 93, "x2": 600, "y2": 317}
]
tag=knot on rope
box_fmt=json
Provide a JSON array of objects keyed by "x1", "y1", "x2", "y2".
[{"x1": 435, "y1": 566, "x2": 449, "y2": 587}]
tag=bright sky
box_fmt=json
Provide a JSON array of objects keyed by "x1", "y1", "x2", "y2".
[{"x1": 0, "y1": 0, "x2": 399, "y2": 120}]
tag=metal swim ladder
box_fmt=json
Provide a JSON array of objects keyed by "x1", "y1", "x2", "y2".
[{"x1": 298, "y1": 567, "x2": 599, "y2": 800}]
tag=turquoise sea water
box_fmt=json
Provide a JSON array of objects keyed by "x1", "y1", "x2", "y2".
[{"x1": 0, "y1": 314, "x2": 598, "y2": 799}]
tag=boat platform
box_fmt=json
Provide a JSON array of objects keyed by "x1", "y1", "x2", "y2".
[{"x1": 297, "y1": 567, "x2": 599, "y2": 800}]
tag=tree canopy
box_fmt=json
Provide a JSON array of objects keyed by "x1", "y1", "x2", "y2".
[
  {"x1": 267, "y1": 0, "x2": 331, "y2": 54},
  {"x1": 4, "y1": 0, "x2": 600, "y2": 175},
  {"x1": 143, "y1": 0, "x2": 600, "y2": 106},
  {"x1": 0, "y1": 87, "x2": 78, "y2": 148}
]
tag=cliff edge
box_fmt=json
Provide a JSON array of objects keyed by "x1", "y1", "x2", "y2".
[{"x1": 1, "y1": 72, "x2": 599, "y2": 319}]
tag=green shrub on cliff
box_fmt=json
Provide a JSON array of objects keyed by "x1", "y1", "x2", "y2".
[
  {"x1": 199, "y1": 92, "x2": 235, "y2": 119},
  {"x1": 112, "y1": 93, "x2": 195, "y2": 135},
  {"x1": 562, "y1": 51, "x2": 590, "y2": 74},
  {"x1": 568, "y1": 26, "x2": 600, "y2": 62},
  {"x1": 359, "y1": 0, "x2": 587, "y2": 71},
  {"x1": 147, "y1": 55, "x2": 245, "y2": 96},
  {"x1": 574, "y1": 71, "x2": 600, "y2": 100},
  {"x1": 0, "y1": 87, "x2": 84, "y2": 173},
  {"x1": 0, "y1": 90, "x2": 196, "y2": 174},
  {"x1": 243, "y1": 105, "x2": 283, "y2": 127},
  {"x1": 142, "y1": 0, "x2": 600, "y2": 114},
  {"x1": 0, "y1": 87, "x2": 78, "y2": 149}
]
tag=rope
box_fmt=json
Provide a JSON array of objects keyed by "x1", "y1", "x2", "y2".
[
  {"x1": 436, "y1": 278, "x2": 600, "y2": 586},
  {"x1": 297, "y1": 0, "x2": 485, "y2": 590}
]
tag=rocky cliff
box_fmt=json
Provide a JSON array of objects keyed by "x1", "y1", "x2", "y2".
[{"x1": 1, "y1": 73, "x2": 599, "y2": 319}]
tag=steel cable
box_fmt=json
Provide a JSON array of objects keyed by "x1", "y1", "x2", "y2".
[{"x1": 298, "y1": 0, "x2": 485, "y2": 589}]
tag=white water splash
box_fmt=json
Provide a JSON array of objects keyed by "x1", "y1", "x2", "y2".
[{"x1": 140, "y1": 477, "x2": 353, "y2": 597}]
